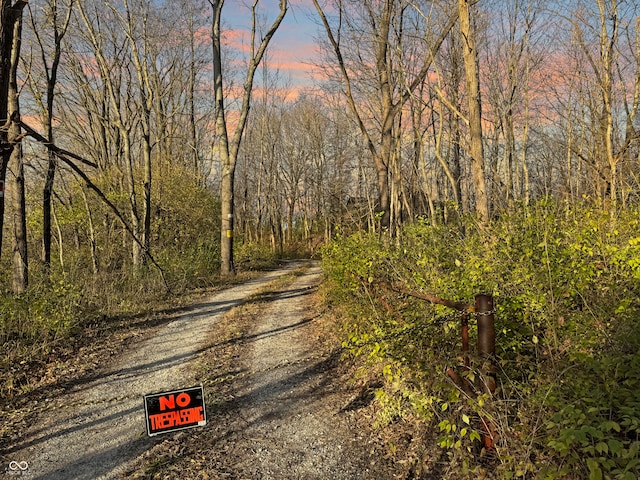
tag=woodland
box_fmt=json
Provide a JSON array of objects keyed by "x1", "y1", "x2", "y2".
[{"x1": 1, "y1": 0, "x2": 640, "y2": 478}]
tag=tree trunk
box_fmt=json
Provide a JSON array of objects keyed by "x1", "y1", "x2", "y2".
[
  {"x1": 81, "y1": 187, "x2": 99, "y2": 275},
  {"x1": 33, "y1": 0, "x2": 73, "y2": 274},
  {"x1": 459, "y1": 0, "x2": 489, "y2": 222},
  {"x1": 220, "y1": 164, "x2": 235, "y2": 276},
  {"x1": 0, "y1": 0, "x2": 26, "y2": 257},
  {"x1": 598, "y1": 0, "x2": 617, "y2": 213},
  {"x1": 42, "y1": 152, "x2": 55, "y2": 272},
  {"x1": 122, "y1": 0, "x2": 153, "y2": 263},
  {"x1": 188, "y1": 12, "x2": 198, "y2": 175},
  {"x1": 210, "y1": 0, "x2": 287, "y2": 277},
  {"x1": 9, "y1": 8, "x2": 25, "y2": 292}
]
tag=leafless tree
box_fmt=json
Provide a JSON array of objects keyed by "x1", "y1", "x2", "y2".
[
  {"x1": 210, "y1": 0, "x2": 287, "y2": 276},
  {"x1": 25, "y1": 0, "x2": 74, "y2": 274},
  {"x1": 8, "y1": 2, "x2": 26, "y2": 292},
  {"x1": 458, "y1": 0, "x2": 489, "y2": 221},
  {"x1": 0, "y1": 0, "x2": 27, "y2": 259},
  {"x1": 312, "y1": 0, "x2": 459, "y2": 232}
]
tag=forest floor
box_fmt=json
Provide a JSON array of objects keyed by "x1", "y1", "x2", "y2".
[{"x1": 2, "y1": 261, "x2": 408, "y2": 479}]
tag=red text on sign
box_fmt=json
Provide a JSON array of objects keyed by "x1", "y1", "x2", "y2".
[
  {"x1": 158, "y1": 392, "x2": 191, "y2": 411},
  {"x1": 149, "y1": 406, "x2": 204, "y2": 431}
]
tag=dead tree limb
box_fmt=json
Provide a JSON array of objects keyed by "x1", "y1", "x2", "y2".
[
  {"x1": 18, "y1": 119, "x2": 170, "y2": 292},
  {"x1": 391, "y1": 284, "x2": 472, "y2": 312}
]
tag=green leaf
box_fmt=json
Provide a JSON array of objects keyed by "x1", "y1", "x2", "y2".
[
  {"x1": 462, "y1": 414, "x2": 470, "y2": 425},
  {"x1": 600, "y1": 420, "x2": 621, "y2": 432},
  {"x1": 587, "y1": 458, "x2": 602, "y2": 480},
  {"x1": 607, "y1": 439, "x2": 624, "y2": 456}
]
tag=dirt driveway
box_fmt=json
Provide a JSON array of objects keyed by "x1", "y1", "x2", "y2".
[{"x1": 3, "y1": 261, "x2": 397, "y2": 479}]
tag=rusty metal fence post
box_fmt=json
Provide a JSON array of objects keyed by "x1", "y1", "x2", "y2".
[
  {"x1": 475, "y1": 294, "x2": 496, "y2": 395},
  {"x1": 389, "y1": 284, "x2": 499, "y2": 451},
  {"x1": 461, "y1": 312, "x2": 470, "y2": 370},
  {"x1": 475, "y1": 294, "x2": 498, "y2": 451}
]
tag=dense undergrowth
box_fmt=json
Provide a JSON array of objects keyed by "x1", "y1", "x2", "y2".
[{"x1": 321, "y1": 200, "x2": 640, "y2": 479}]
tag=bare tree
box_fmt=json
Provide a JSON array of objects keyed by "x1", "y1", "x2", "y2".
[
  {"x1": 458, "y1": 0, "x2": 489, "y2": 221},
  {"x1": 0, "y1": 0, "x2": 27, "y2": 258},
  {"x1": 76, "y1": 0, "x2": 144, "y2": 265},
  {"x1": 312, "y1": 0, "x2": 458, "y2": 232},
  {"x1": 106, "y1": 0, "x2": 159, "y2": 264},
  {"x1": 26, "y1": 0, "x2": 74, "y2": 274},
  {"x1": 483, "y1": 0, "x2": 541, "y2": 205},
  {"x1": 9, "y1": 3, "x2": 26, "y2": 292},
  {"x1": 553, "y1": 0, "x2": 640, "y2": 210},
  {"x1": 210, "y1": 0, "x2": 287, "y2": 277}
]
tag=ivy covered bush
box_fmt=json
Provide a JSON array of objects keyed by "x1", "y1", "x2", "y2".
[{"x1": 321, "y1": 200, "x2": 640, "y2": 479}]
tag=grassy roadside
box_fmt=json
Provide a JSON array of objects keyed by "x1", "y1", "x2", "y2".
[{"x1": 321, "y1": 201, "x2": 640, "y2": 479}]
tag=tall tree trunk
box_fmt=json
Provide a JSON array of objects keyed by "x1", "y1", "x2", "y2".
[
  {"x1": 598, "y1": 0, "x2": 618, "y2": 213},
  {"x1": 0, "y1": 1, "x2": 9, "y2": 258},
  {"x1": 210, "y1": 0, "x2": 287, "y2": 277},
  {"x1": 211, "y1": 0, "x2": 234, "y2": 276},
  {"x1": 459, "y1": 0, "x2": 489, "y2": 222},
  {"x1": 188, "y1": 12, "x2": 198, "y2": 175},
  {"x1": 81, "y1": 187, "x2": 99, "y2": 275},
  {"x1": 0, "y1": 1, "x2": 26, "y2": 257},
  {"x1": 121, "y1": 0, "x2": 153, "y2": 263},
  {"x1": 9, "y1": 9, "x2": 26, "y2": 292},
  {"x1": 122, "y1": 132, "x2": 142, "y2": 266},
  {"x1": 77, "y1": 1, "x2": 142, "y2": 266},
  {"x1": 32, "y1": 0, "x2": 73, "y2": 274}
]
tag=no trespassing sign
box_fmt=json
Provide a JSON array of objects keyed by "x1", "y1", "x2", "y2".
[{"x1": 143, "y1": 385, "x2": 207, "y2": 436}]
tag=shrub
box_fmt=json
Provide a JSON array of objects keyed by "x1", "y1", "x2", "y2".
[
  {"x1": 0, "y1": 276, "x2": 85, "y2": 345},
  {"x1": 321, "y1": 200, "x2": 640, "y2": 478},
  {"x1": 235, "y1": 241, "x2": 278, "y2": 270}
]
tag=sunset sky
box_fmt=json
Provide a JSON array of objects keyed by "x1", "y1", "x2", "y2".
[{"x1": 221, "y1": 0, "x2": 321, "y2": 90}]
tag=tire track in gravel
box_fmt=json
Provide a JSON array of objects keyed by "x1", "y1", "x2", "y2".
[
  {"x1": 3, "y1": 262, "x2": 307, "y2": 480},
  {"x1": 217, "y1": 262, "x2": 394, "y2": 479}
]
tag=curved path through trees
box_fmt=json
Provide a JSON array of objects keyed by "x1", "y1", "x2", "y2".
[{"x1": 4, "y1": 261, "x2": 395, "y2": 479}]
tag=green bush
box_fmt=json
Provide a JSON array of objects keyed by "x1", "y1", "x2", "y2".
[
  {"x1": 0, "y1": 276, "x2": 85, "y2": 345},
  {"x1": 235, "y1": 241, "x2": 278, "y2": 270},
  {"x1": 1, "y1": 165, "x2": 222, "y2": 367},
  {"x1": 321, "y1": 200, "x2": 640, "y2": 478}
]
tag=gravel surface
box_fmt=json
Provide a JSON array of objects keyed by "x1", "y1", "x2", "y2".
[
  {"x1": 4, "y1": 262, "x2": 306, "y2": 479},
  {"x1": 4, "y1": 261, "x2": 397, "y2": 479},
  {"x1": 210, "y1": 262, "x2": 394, "y2": 479}
]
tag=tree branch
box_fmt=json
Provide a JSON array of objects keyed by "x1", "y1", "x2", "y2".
[
  {"x1": 391, "y1": 284, "x2": 472, "y2": 312},
  {"x1": 18, "y1": 118, "x2": 98, "y2": 168},
  {"x1": 18, "y1": 119, "x2": 170, "y2": 292}
]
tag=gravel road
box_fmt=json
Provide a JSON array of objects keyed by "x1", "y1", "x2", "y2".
[
  {"x1": 206, "y1": 262, "x2": 394, "y2": 479},
  {"x1": 4, "y1": 261, "x2": 395, "y2": 479},
  {"x1": 4, "y1": 262, "x2": 309, "y2": 479}
]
